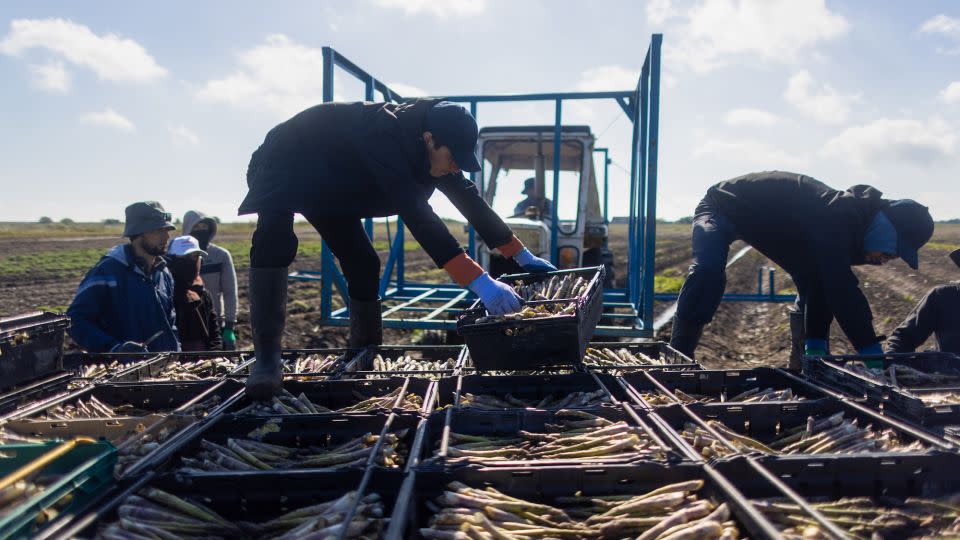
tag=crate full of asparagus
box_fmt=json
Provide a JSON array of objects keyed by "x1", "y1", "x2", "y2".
[
  {"x1": 436, "y1": 372, "x2": 619, "y2": 410},
  {"x1": 230, "y1": 378, "x2": 432, "y2": 416},
  {"x1": 621, "y1": 368, "x2": 833, "y2": 408},
  {"x1": 340, "y1": 345, "x2": 463, "y2": 379},
  {"x1": 804, "y1": 351, "x2": 960, "y2": 426},
  {"x1": 457, "y1": 267, "x2": 605, "y2": 371}
]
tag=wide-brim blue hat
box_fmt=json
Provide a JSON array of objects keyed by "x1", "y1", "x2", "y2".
[
  {"x1": 123, "y1": 201, "x2": 175, "y2": 237},
  {"x1": 884, "y1": 199, "x2": 934, "y2": 270}
]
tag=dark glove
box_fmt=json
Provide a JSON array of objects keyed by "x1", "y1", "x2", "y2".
[
  {"x1": 222, "y1": 326, "x2": 237, "y2": 350},
  {"x1": 513, "y1": 248, "x2": 558, "y2": 273},
  {"x1": 111, "y1": 341, "x2": 148, "y2": 353}
]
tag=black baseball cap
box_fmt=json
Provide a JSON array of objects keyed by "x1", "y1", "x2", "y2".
[
  {"x1": 123, "y1": 201, "x2": 175, "y2": 237},
  {"x1": 425, "y1": 101, "x2": 481, "y2": 172},
  {"x1": 883, "y1": 199, "x2": 934, "y2": 270}
]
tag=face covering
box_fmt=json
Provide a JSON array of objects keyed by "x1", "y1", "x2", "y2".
[
  {"x1": 191, "y1": 230, "x2": 213, "y2": 251},
  {"x1": 170, "y1": 256, "x2": 200, "y2": 286}
]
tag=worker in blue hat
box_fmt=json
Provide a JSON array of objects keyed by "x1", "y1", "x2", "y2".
[
  {"x1": 238, "y1": 99, "x2": 556, "y2": 398},
  {"x1": 886, "y1": 248, "x2": 960, "y2": 354},
  {"x1": 668, "y1": 171, "x2": 935, "y2": 365},
  {"x1": 513, "y1": 178, "x2": 553, "y2": 219}
]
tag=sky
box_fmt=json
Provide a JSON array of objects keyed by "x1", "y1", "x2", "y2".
[{"x1": 1, "y1": 0, "x2": 958, "y2": 224}]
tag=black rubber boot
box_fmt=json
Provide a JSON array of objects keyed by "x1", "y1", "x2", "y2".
[
  {"x1": 245, "y1": 267, "x2": 287, "y2": 400},
  {"x1": 669, "y1": 318, "x2": 704, "y2": 361},
  {"x1": 788, "y1": 308, "x2": 805, "y2": 371},
  {"x1": 349, "y1": 298, "x2": 383, "y2": 349}
]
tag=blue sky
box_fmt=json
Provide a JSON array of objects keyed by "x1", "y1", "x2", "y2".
[{"x1": 1, "y1": 0, "x2": 958, "y2": 224}]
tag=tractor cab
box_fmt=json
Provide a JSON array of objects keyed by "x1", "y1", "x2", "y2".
[{"x1": 474, "y1": 126, "x2": 613, "y2": 284}]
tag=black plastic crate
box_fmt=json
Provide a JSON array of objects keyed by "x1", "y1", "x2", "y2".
[
  {"x1": 435, "y1": 372, "x2": 623, "y2": 409},
  {"x1": 391, "y1": 463, "x2": 782, "y2": 539},
  {"x1": 339, "y1": 345, "x2": 465, "y2": 379},
  {"x1": 419, "y1": 404, "x2": 684, "y2": 468},
  {"x1": 624, "y1": 368, "x2": 836, "y2": 408},
  {"x1": 229, "y1": 377, "x2": 435, "y2": 415},
  {"x1": 583, "y1": 340, "x2": 699, "y2": 370},
  {"x1": 0, "y1": 372, "x2": 77, "y2": 420},
  {"x1": 231, "y1": 347, "x2": 355, "y2": 378},
  {"x1": 62, "y1": 351, "x2": 164, "y2": 382},
  {"x1": 144, "y1": 412, "x2": 420, "y2": 476},
  {"x1": 804, "y1": 352, "x2": 960, "y2": 426},
  {"x1": 51, "y1": 468, "x2": 405, "y2": 540},
  {"x1": 108, "y1": 350, "x2": 251, "y2": 382},
  {"x1": 457, "y1": 267, "x2": 605, "y2": 371},
  {"x1": 0, "y1": 311, "x2": 69, "y2": 392},
  {"x1": 654, "y1": 399, "x2": 954, "y2": 462}
]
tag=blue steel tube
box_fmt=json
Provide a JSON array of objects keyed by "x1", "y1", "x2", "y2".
[
  {"x1": 602, "y1": 149, "x2": 610, "y2": 221},
  {"x1": 320, "y1": 48, "x2": 335, "y2": 319},
  {"x1": 551, "y1": 99, "x2": 562, "y2": 265},
  {"x1": 627, "y1": 96, "x2": 639, "y2": 306},
  {"x1": 635, "y1": 62, "x2": 649, "y2": 310},
  {"x1": 641, "y1": 34, "x2": 662, "y2": 330},
  {"x1": 468, "y1": 101, "x2": 478, "y2": 258}
]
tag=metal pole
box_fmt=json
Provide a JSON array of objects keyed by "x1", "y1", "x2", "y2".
[
  {"x1": 641, "y1": 34, "x2": 662, "y2": 330},
  {"x1": 468, "y1": 101, "x2": 478, "y2": 259},
  {"x1": 769, "y1": 267, "x2": 776, "y2": 299},
  {"x1": 320, "y1": 48, "x2": 335, "y2": 319},
  {"x1": 602, "y1": 149, "x2": 610, "y2": 221},
  {"x1": 551, "y1": 99, "x2": 562, "y2": 265},
  {"x1": 627, "y1": 97, "x2": 639, "y2": 308},
  {"x1": 636, "y1": 60, "x2": 649, "y2": 311},
  {"x1": 397, "y1": 220, "x2": 405, "y2": 291}
]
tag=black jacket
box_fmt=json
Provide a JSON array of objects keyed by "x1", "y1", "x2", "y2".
[
  {"x1": 239, "y1": 99, "x2": 513, "y2": 268},
  {"x1": 173, "y1": 278, "x2": 223, "y2": 352},
  {"x1": 887, "y1": 283, "x2": 960, "y2": 354},
  {"x1": 707, "y1": 171, "x2": 887, "y2": 349}
]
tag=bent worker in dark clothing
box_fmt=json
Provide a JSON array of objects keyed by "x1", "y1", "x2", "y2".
[
  {"x1": 886, "y1": 248, "x2": 960, "y2": 354},
  {"x1": 669, "y1": 171, "x2": 934, "y2": 363},
  {"x1": 239, "y1": 99, "x2": 556, "y2": 398}
]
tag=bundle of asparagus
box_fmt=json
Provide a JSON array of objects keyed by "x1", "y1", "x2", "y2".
[
  {"x1": 680, "y1": 412, "x2": 926, "y2": 459},
  {"x1": 584, "y1": 347, "x2": 661, "y2": 367},
  {"x1": 96, "y1": 488, "x2": 386, "y2": 539},
  {"x1": 421, "y1": 479, "x2": 743, "y2": 539},
  {"x1": 914, "y1": 391, "x2": 960, "y2": 405},
  {"x1": 235, "y1": 387, "x2": 422, "y2": 415},
  {"x1": 643, "y1": 387, "x2": 805, "y2": 406},
  {"x1": 39, "y1": 395, "x2": 147, "y2": 420},
  {"x1": 140, "y1": 357, "x2": 239, "y2": 382},
  {"x1": 371, "y1": 355, "x2": 456, "y2": 372},
  {"x1": 474, "y1": 274, "x2": 590, "y2": 324},
  {"x1": 753, "y1": 496, "x2": 960, "y2": 539},
  {"x1": 178, "y1": 430, "x2": 408, "y2": 472},
  {"x1": 845, "y1": 361, "x2": 960, "y2": 388},
  {"x1": 284, "y1": 354, "x2": 339, "y2": 374},
  {"x1": 458, "y1": 390, "x2": 609, "y2": 409},
  {"x1": 115, "y1": 422, "x2": 179, "y2": 475},
  {"x1": 178, "y1": 394, "x2": 224, "y2": 417},
  {"x1": 79, "y1": 360, "x2": 125, "y2": 378},
  {"x1": 439, "y1": 410, "x2": 665, "y2": 463}
]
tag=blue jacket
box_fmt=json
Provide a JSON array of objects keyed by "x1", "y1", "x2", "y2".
[{"x1": 67, "y1": 244, "x2": 180, "y2": 353}]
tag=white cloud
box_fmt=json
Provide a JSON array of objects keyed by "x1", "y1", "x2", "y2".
[
  {"x1": 723, "y1": 108, "x2": 780, "y2": 127},
  {"x1": 647, "y1": 0, "x2": 678, "y2": 25},
  {"x1": 940, "y1": 81, "x2": 960, "y2": 104},
  {"x1": 822, "y1": 117, "x2": 957, "y2": 168},
  {"x1": 694, "y1": 138, "x2": 807, "y2": 169},
  {"x1": 577, "y1": 65, "x2": 639, "y2": 92},
  {"x1": 80, "y1": 108, "x2": 135, "y2": 132},
  {"x1": 920, "y1": 14, "x2": 960, "y2": 38},
  {"x1": 169, "y1": 124, "x2": 200, "y2": 145},
  {"x1": 373, "y1": 0, "x2": 486, "y2": 18},
  {"x1": 387, "y1": 82, "x2": 428, "y2": 98},
  {"x1": 667, "y1": 0, "x2": 849, "y2": 73},
  {"x1": 0, "y1": 18, "x2": 166, "y2": 83},
  {"x1": 784, "y1": 70, "x2": 860, "y2": 124},
  {"x1": 197, "y1": 34, "x2": 325, "y2": 116},
  {"x1": 28, "y1": 61, "x2": 70, "y2": 93}
]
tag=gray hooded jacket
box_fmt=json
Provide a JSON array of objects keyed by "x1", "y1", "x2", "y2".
[{"x1": 182, "y1": 211, "x2": 238, "y2": 327}]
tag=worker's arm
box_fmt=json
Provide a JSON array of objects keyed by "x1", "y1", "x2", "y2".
[
  {"x1": 812, "y1": 238, "x2": 881, "y2": 352},
  {"x1": 66, "y1": 267, "x2": 121, "y2": 353},
  {"x1": 886, "y1": 287, "x2": 941, "y2": 353},
  {"x1": 220, "y1": 248, "x2": 238, "y2": 327},
  {"x1": 436, "y1": 174, "x2": 526, "y2": 258}
]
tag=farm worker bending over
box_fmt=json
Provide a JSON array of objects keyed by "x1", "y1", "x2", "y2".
[
  {"x1": 669, "y1": 171, "x2": 934, "y2": 365},
  {"x1": 886, "y1": 248, "x2": 960, "y2": 354},
  {"x1": 166, "y1": 235, "x2": 223, "y2": 352},
  {"x1": 238, "y1": 99, "x2": 557, "y2": 399},
  {"x1": 67, "y1": 202, "x2": 180, "y2": 353},
  {"x1": 182, "y1": 211, "x2": 238, "y2": 349}
]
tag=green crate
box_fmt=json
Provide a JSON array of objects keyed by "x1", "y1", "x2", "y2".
[{"x1": 0, "y1": 441, "x2": 116, "y2": 540}]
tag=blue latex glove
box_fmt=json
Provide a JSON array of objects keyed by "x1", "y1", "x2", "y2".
[
  {"x1": 513, "y1": 248, "x2": 557, "y2": 273},
  {"x1": 858, "y1": 342, "x2": 884, "y2": 368},
  {"x1": 468, "y1": 273, "x2": 523, "y2": 315},
  {"x1": 111, "y1": 341, "x2": 148, "y2": 353},
  {"x1": 804, "y1": 338, "x2": 828, "y2": 356}
]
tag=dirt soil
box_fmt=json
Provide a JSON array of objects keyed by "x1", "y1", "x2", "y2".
[{"x1": 2, "y1": 223, "x2": 958, "y2": 369}]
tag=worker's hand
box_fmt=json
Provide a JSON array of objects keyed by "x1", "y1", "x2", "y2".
[
  {"x1": 513, "y1": 248, "x2": 557, "y2": 273},
  {"x1": 468, "y1": 273, "x2": 523, "y2": 315},
  {"x1": 222, "y1": 325, "x2": 237, "y2": 350},
  {"x1": 111, "y1": 341, "x2": 148, "y2": 353},
  {"x1": 858, "y1": 342, "x2": 885, "y2": 368}
]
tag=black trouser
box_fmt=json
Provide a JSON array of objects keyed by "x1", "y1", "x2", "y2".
[
  {"x1": 250, "y1": 211, "x2": 380, "y2": 301},
  {"x1": 674, "y1": 197, "x2": 739, "y2": 326}
]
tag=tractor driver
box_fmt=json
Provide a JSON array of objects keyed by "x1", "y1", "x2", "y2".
[
  {"x1": 513, "y1": 177, "x2": 553, "y2": 219},
  {"x1": 238, "y1": 99, "x2": 557, "y2": 398}
]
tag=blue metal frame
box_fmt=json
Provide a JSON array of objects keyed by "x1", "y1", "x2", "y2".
[{"x1": 293, "y1": 36, "x2": 669, "y2": 337}]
